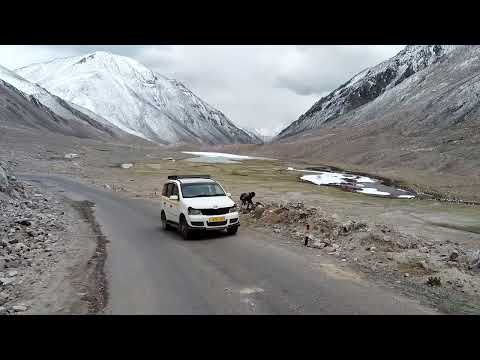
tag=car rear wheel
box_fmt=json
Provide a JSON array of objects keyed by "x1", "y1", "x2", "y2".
[
  {"x1": 161, "y1": 211, "x2": 171, "y2": 231},
  {"x1": 180, "y1": 216, "x2": 192, "y2": 240}
]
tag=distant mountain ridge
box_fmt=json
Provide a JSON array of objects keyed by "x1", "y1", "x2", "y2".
[
  {"x1": 241, "y1": 126, "x2": 275, "y2": 144},
  {"x1": 278, "y1": 45, "x2": 458, "y2": 139}
]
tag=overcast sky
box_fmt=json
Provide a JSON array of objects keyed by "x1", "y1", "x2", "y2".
[{"x1": 0, "y1": 45, "x2": 404, "y2": 135}]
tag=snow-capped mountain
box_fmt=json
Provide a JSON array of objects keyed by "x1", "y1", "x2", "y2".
[
  {"x1": 240, "y1": 127, "x2": 265, "y2": 143},
  {"x1": 17, "y1": 51, "x2": 260, "y2": 145},
  {"x1": 0, "y1": 65, "x2": 129, "y2": 139},
  {"x1": 277, "y1": 45, "x2": 458, "y2": 139}
]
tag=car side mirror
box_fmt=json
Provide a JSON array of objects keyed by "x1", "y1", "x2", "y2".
[
  {"x1": 226, "y1": 193, "x2": 232, "y2": 197},
  {"x1": 169, "y1": 195, "x2": 179, "y2": 201}
]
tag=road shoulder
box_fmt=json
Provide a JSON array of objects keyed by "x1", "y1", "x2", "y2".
[{"x1": 1, "y1": 176, "x2": 105, "y2": 315}]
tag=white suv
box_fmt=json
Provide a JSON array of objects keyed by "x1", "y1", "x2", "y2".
[{"x1": 160, "y1": 175, "x2": 239, "y2": 239}]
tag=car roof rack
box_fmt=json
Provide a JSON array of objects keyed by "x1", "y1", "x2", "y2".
[{"x1": 168, "y1": 175, "x2": 211, "y2": 180}]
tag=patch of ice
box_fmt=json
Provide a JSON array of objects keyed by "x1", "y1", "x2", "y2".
[
  {"x1": 287, "y1": 168, "x2": 376, "y2": 183},
  {"x1": 301, "y1": 173, "x2": 347, "y2": 185},
  {"x1": 182, "y1": 151, "x2": 256, "y2": 160},
  {"x1": 343, "y1": 174, "x2": 377, "y2": 183},
  {"x1": 398, "y1": 194, "x2": 415, "y2": 199},
  {"x1": 356, "y1": 188, "x2": 391, "y2": 196}
]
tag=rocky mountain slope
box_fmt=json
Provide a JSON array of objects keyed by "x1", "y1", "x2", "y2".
[
  {"x1": 277, "y1": 45, "x2": 458, "y2": 139},
  {"x1": 17, "y1": 52, "x2": 260, "y2": 145},
  {"x1": 0, "y1": 65, "x2": 134, "y2": 141}
]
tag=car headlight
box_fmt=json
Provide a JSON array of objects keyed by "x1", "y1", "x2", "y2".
[
  {"x1": 188, "y1": 207, "x2": 202, "y2": 215},
  {"x1": 229, "y1": 204, "x2": 238, "y2": 213}
]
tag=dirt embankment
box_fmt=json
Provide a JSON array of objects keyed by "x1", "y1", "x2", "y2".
[
  {"x1": 241, "y1": 201, "x2": 480, "y2": 314},
  {"x1": 0, "y1": 161, "x2": 107, "y2": 315}
]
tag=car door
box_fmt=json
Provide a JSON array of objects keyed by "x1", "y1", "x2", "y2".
[
  {"x1": 169, "y1": 183, "x2": 181, "y2": 223},
  {"x1": 162, "y1": 182, "x2": 174, "y2": 221}
]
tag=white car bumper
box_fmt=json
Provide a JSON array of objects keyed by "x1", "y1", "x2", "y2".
[{"x1": 186, "y1": 212, "x2": 240, "y2": 230}]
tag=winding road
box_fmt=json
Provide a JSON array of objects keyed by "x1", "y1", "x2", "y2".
[{"x1": 23, "y1": 174, "x2": 436, "y2": 314}]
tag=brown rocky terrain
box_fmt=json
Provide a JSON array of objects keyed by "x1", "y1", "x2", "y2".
[{"x1": 2, "y1": 124, "x2": 479, "y2": 313}]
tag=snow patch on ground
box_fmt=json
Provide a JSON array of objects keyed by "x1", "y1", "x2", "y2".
[
  {"x1": 344, "y1": 174, "x2": 376, "y2": 183},
  {"x1": 398, "y1": 194, "x2": 415, "y2": 199},
  {"x1": 301, "y1": 173, "x2": 347, "y2": 185},
  {"x1": 356, "y1": 188, "x2": 391, "y2": 196},
  {"x1": 182, "y1": 151, "x2": 275, "y2": 163},
  {"x1": 291, "y1": 167, "x2": 376, "y2": 184},
  {"x1": 290, "y1": 167, "x2": 415, "y2": 199},
  {"x1": 182, "y1": 151, "x2": 257, "y2": 160}
]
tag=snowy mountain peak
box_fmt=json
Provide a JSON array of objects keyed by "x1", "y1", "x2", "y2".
[
  {"x1": 75, "y1": 51, "x2": 156, "y2": 79},
  {"x1": 18, "y1": 51, "x2": 160, "y2": 87},
  {"x1": 278, "y1": 45, "x2": 458, "y2": 139},
  {"x1": 17, "y1": 52, "x2": 259, "y2": 145}
]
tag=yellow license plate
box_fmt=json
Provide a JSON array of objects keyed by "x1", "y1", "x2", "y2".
[{"x1": 209, "y1": 216, "x2": 225, "y2": 222}]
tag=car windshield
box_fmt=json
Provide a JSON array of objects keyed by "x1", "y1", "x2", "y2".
[{"x1": 181, "y1": 182, "x2": 226, "y2": 198}]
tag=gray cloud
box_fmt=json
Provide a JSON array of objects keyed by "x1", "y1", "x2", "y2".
[{"x1": 0, "y1": 45, "x2": 404, "y2": 136}]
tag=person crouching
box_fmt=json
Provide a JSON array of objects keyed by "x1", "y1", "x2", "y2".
[{"x1": 240, "y1": 192, "x2": 256, "y2": 210}]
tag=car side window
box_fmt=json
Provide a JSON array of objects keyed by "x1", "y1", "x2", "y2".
[
  {"x1": 162, "y1": 183, "x2": 169, "y2": 196},
  {"x1": 171, "y1": 184, "x2": 179, "y2": 197},
  {"x1": 165, "y1": 183, "x2": 174, "y2": 197}
]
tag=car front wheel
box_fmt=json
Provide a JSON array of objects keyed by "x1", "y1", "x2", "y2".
[
  {"x1": 161, "y1": 211, "x2": 171, "y2": 231},
  {"x1": 180, "y1": 216, "x2": 192, "y2": 240},
  {"x1": 226, "y1": 226, "x2": 238, "y2": 236}
]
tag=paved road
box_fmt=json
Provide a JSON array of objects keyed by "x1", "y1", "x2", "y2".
[{"x1": 24, "y1": 174, "x2": 436, "y2": 314}]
